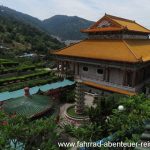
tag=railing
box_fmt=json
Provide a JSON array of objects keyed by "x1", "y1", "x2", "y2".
[
  {"x1": 81, "y1": 74, "x2": 103, "y2": 82},
  {"x1": 80, "y1": 75, "x2": 135, "y2": 92}
]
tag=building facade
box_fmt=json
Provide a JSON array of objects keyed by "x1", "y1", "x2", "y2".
[{"x1": 54, "y1": 14, "x2": 150, "y2": 96}]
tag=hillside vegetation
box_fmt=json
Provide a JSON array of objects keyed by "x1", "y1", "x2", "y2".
[
  {"x1": 0, "y1": 7, "x2": 64, "y2": 57},
  {"x1": 43, "y1": 15, "x2": 94, "y2": 40},
  {"x1": 0, "y1": 6, "x2": 94, "y2": 41}
]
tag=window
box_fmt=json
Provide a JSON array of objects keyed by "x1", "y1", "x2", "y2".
[
  {"x1": 83, "y1": 66, "x2": 88, "y2": 72},
  {"x1": 97, "y1": 68, "x2": 103, "y2": 74}
]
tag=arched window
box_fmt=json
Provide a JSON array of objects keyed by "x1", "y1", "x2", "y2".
[
  {"x1": 97, "y1": 68, "x2": 103, "y2": 74},
  {"x1": 83, "y1": 66, "x2": 88, "y2": 72}
]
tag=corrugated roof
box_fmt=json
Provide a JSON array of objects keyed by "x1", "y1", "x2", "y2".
[
  {"x1": 83, "y1": 81, "x2": 136, "y2": 96},
  {"x1": 55, "y1": 39, "x2": 150, "y2": 63}
]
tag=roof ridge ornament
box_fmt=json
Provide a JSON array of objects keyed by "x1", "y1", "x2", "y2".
[{"x1": 81, "y1": 14, "x2": 150, "y2": 34}]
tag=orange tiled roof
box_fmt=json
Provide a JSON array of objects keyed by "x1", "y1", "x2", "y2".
[
  {"x1": 81, "y1": 27, "x2": 123, "y2": 33},
  {"x1": 83, "y1": 81, "x2": 136, "y2": 96},
  {"x1": 54, "y1": 39, "x2": 150, "y2": 63},
  {"x1": 81, "y1": 14, "x2": 150, "y2": 33}
]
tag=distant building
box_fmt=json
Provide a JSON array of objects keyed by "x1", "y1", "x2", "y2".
[
  {"x1": 54, "y1": 14, "x2": 150, "y2": 96},
  {"x1": 19, "y1": 53, "x2": 37, "y2": 58},
  {"x1": 65, "y1": 40, "x2": 81, "y2": 46}
]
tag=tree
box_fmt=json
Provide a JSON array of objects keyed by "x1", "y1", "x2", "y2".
[
  {"x1": 64, "y1": 123, "x2": 102, "y2": 141},
  {"x1": 107, "y1": 94, "x2": 150, "y2": 142},
  {"x1": 62, "y1": 94, "x2": 150, "y2": 149},
  {"x1": 88, "y1": 94, "x2": 123, "y2": 131},
  {"x1": 60, "y1": 89, "x2": 75, "y2": 103},
  {"x1": 0, "y1": 111, "x2": 60, "y2": 149}
]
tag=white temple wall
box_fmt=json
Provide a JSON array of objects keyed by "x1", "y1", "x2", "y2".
[
  {"x1": 78, "y1": 63, "x2": 124, "y2": 85},
  {"x1": 79, "y1": 64, "x2": 104, "y2": 81}
]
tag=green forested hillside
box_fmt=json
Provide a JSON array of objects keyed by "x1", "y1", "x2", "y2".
[
  {"x1": 43, "y1": 15, "x2": 94, "y2": 40},
  {"x1": 0, "y1": 6, "x2": 43, "y2": 30},
  {"x1": 0, "y1": 6, "x2": 94, "y2": 41},
  {"x1": 0, "y1": 8, "x2": 64, "y2": 57}
]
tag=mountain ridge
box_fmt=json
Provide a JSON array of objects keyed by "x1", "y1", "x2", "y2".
[
  {"x1": 42, "y1": 15, "x2": 94, "y2": 40},
  {"x1": 0, "y1": 5, "x2": 44, "y2": 30},
  {"x1": 0, "y1": 5, "x2": 94, "y2": 40},
  {"x1": 0, "y1": 6, "x2": 64, "y2": 57}
]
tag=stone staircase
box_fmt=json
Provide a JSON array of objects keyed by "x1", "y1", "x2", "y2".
[{"x1": 135, "y1": 124, "x2": 150, "y2": 150}]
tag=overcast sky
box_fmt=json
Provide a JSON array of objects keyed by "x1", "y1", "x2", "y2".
[{"x1": 0, "y1": 0, "x2": 150, "y2": 28}]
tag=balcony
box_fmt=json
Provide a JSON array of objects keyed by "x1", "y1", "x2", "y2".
[{"x1": 76, "y1": 74, "x2": 136, "y2": 92}]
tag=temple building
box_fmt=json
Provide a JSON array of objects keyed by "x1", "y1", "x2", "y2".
[{"x1": 54, "y1": 14, "x2": 150, "y2": 96}]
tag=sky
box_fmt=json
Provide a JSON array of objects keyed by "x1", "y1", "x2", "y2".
[{"x1": 0, "y1": 0, "x2": 150, "y2": 28}]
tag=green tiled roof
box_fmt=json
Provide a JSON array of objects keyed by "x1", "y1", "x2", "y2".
[
  {"x1": 0, "y1": 92, "x2": 11, "y2": 101},
  {"x1": 3, "y1": 95, "x2": 52, "y2": 118},
  {"x1": 30, "y1": 86, "x2": 40, "y2": 95},
  {"x1": 0, "y1": 79, "x2": 75, "y2": 101},
  {"x1": 9, "y1": 89, "x2": 24, "y2": 99}
]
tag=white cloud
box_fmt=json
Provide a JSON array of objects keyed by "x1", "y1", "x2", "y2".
[{"x1": 1, "y1": 0, "x2": 150, "y2": 28}]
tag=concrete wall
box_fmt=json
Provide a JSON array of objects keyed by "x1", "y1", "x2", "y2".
[
  {"x1": 109, "y1": 68, "x2": 123, "y2": 85},
  {"x1": 78, "y1": 63, "x2": 124, "y2": 85},
  {"x1": 75, "y1": 63, "x2": 137, "y2": 93},
  {"x1": 79, "y1": 64, "x2": 104, "y2": 81}
]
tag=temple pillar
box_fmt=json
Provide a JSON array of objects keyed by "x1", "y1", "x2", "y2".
[
  {"x1": 103, "y1": 67, "x2": 106, "y2": 81},
  {"x1": 136, "y1": 70, "x2": 141, "y2": 85},
  {"x1": 105, "y1": 67, "x2": 109, "y2": 82},
  {"x1": 73, "y1": 62, "x2": 75, "y2": 74},
  {"x1": 123, "y1": 69, "x2": 127, "y2": 86},
  {"x1": 132, "y1": 71, "x2": 136, "y2": 87},
  {"x1": 57, "y1": 60, "x2": 59, "y2": 71},
  {"x1": 77, "y1": 63, "x2": 79, "y2": 75},
  {"x1": 75, "y1": 63, "x2": 79, "y2": 75},
  {"x1": 61, "y1": 61, "x2": 64, "y2": 74},
  {"x1": 141, "y1": 69, "x2": 145, "y2": 82},
  {"x1": 65, "y1": 61, "x2": 68, "y2": 72},
  {"x1": 66, "y1": 61, "x2": 70, "y2": 77}
]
